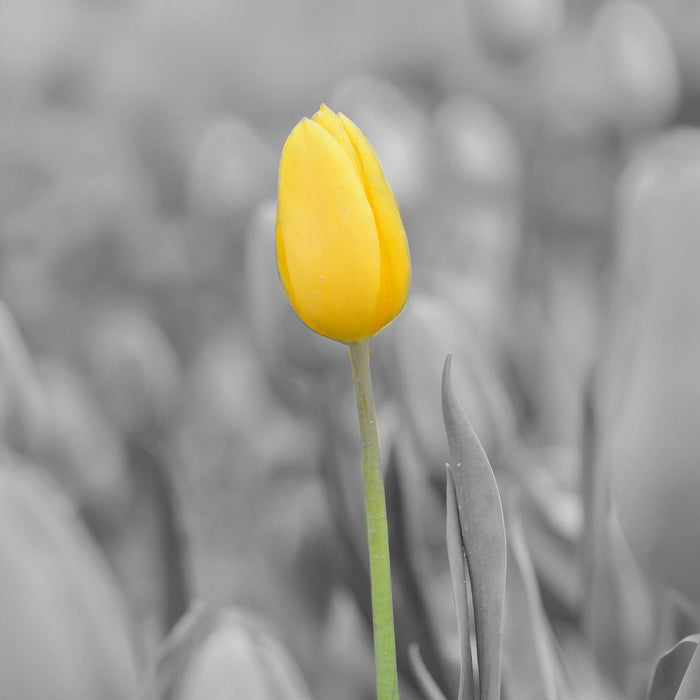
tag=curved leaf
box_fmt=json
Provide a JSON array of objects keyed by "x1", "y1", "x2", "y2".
[
  {"x1": 409, "y1": 644, "x2": 449, "y2": 700},
  {"x1": 648, "y1": 634, "x2": 700, "y2": 700},
  {"x1": 446, "y1": 465, "x2": 475, "y2": 700},
  {"x1": 442, "y1": 354, "x2": 506, "y2": 700}
]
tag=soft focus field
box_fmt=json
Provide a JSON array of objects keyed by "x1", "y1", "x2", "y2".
[{"x1": 2, "y1": 1, "x2": 700, "y2": 699}]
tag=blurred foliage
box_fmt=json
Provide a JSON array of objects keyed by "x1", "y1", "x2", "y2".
[{"x1": 2, "y1": 1, "x2": 700, "y2": 699}]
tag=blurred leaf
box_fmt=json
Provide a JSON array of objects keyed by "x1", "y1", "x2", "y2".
[
  {"x1": 446, "y1": 465, "x2": 475, "y2": 700},
  {"x1": 386, "y1": 445, "x2": 452, "y2": 694},
  {"x1": 583, "y1": 505, "x2": 665, "y2": 694},
  {"x1": 442, "y1": 354, "x2": 506, "y2": 700},
  {"x1": 0, "y1": 461, "x2": 139, "y2": 700},
  {"x1": 141, "y1": 603, "x2": 216, "y2": 700},
  {"x1": 608, "y1": 129, "x2": 700, "y2": 603},
  {"x1": 38, "y1": 359, "x2": 131, "y2": 531},
  {"x1": 395, "y1": 293, "x2": 514, "y2": 483},
  {"x1": 84, "y1": 304, "x2": 182, "y2": 438},
  {"x1": 512, "y1": 449, "x2": 581, "y2": 619},
  {"x1": 127, "y1": 440, "x2": 191, "y2": 634},
  {"x1": 0, "y1": 300, "x2": 49, "y2": 458},
  {"x1": 409, "y1": 644, "x2": 449, "y2": 700},
  {"x1": 648, "y1": 635, "x2": 700, "y2": 700},
  {"x1": 502, "y1": 495, "x2": 568, "y2": 700}
]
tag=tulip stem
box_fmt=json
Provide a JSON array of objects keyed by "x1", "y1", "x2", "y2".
[{"x1": 349, "y1": 338, "x2": 399, "y2": 700}]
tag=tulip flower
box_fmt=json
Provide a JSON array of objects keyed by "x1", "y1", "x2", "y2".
[
  {"x1": 275, "y1": 103, "x2": 410, "y2": 344},
  {"x1": 275, "y1": 105, "x2": 410, "y2": 699}
]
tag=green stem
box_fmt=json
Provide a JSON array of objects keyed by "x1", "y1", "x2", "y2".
[{"x1": 348, "y1": 338, "x2": 399, "y2": 700}]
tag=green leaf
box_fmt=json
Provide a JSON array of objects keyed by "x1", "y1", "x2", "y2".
[
  {"x1": 442, "y1": 354, "x2": 507, "y2": 700},
  {"x1": 648, "y1": 634, "x2": 700, "y2": 700}
]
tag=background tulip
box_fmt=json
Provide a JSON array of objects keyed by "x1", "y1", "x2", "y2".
[
  {"x1": 275, "y1": 104, "x2": 411, "y2": 344},
  {"x1": 587, "y1": 1, "x2": 680, "y2": 135},
  {"x1": 143, "y1": 606, "x2": 315, "y2": 700}
]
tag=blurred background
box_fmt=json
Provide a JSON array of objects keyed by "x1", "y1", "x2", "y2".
[{"x1": 2, "y1": 0, "x2": 700, "y2": 698}]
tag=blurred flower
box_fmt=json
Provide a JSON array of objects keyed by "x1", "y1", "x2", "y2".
[
  {"x1": 0, "y1": 115, "x2": 157, "y2": 355},
  {"x1": 587, "y1": 1, "x2": 680, "y2": 134},
  {"x1": 529, "y1": 40, "x2": 623, "y2": 238},
  {"x1": 657, "y1": 2, "x2": 700, "y2": 115},
  {"x1": 186, "y1": 117, "x2": 276, "y2": 293},
  {"x1": 607, "y1": 129, "x2": 700, "y2": 603},
  {"x1": 83, "y1": 304, "x2": 182, "y2": 438},
  {"x1": 188, "y1": 117, "x2": 275, "y2": 221},
  {"x1": 38, "y1": 360, "x2": 132, "y2": 531},
  {"x1": 275, "y1": 104, "x2": 411, "y2": 344},
  {"x1": 0, "y1": 463, "x2": 139, "y2": 700},
  {"x1": 433, "y1": 95, "x2": 522, "y2": 199},
  {"x1": 464, "y1": 0, "x2": 563, "y2": 63},
  {"x1": 144, "y1": 606, "x2": 314, "y2": 700},
  {"x1": 0, "y1": 0, "x2": 124, "y2": 103},
  {"x1": 174, "y1": 324, "x2": 322, "y2": 607}
]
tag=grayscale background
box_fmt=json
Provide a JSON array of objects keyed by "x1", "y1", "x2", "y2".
[{"x1": 1, "y1": 2, "x2": 699, "y2": 699}]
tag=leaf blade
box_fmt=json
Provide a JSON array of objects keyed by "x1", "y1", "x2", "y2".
[
  {"x1": 442, "y1": 354, "x2": 507, "y2": 700},
  {"x1": 647, "y1": 634, "x2": 700, "y2": 700},
  {"x1": 446, "y1": 465, "x2": 476, "y2": 700}
]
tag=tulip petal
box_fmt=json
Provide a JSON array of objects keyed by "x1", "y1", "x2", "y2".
[
  {"x1": 338, "y1": 113, "x2": 411, "y2": 334},
  {"x1": 276, "y1": 118, "x2": 381, "y2": 342},
  {"x1": 312, "y1": 104, "x2": 363, "y2": 178}
]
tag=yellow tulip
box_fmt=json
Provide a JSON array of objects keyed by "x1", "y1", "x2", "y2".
[{"x1": 275, "y1": 104, "x2": 411, "y2": 344}]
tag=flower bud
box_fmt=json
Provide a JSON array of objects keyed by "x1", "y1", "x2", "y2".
[
  {"x1": 0, "y1": 463, "x2": 139, "y2": 699},
  {"x1": 332, "y1": 75, "x2": 430, "y2": 207},
  {"x1": 246, "y1": 200, "x2": 346, "y2": 389},
  {"x1": 275, "y1": 104, "x2": 411, "y2": 344}
]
